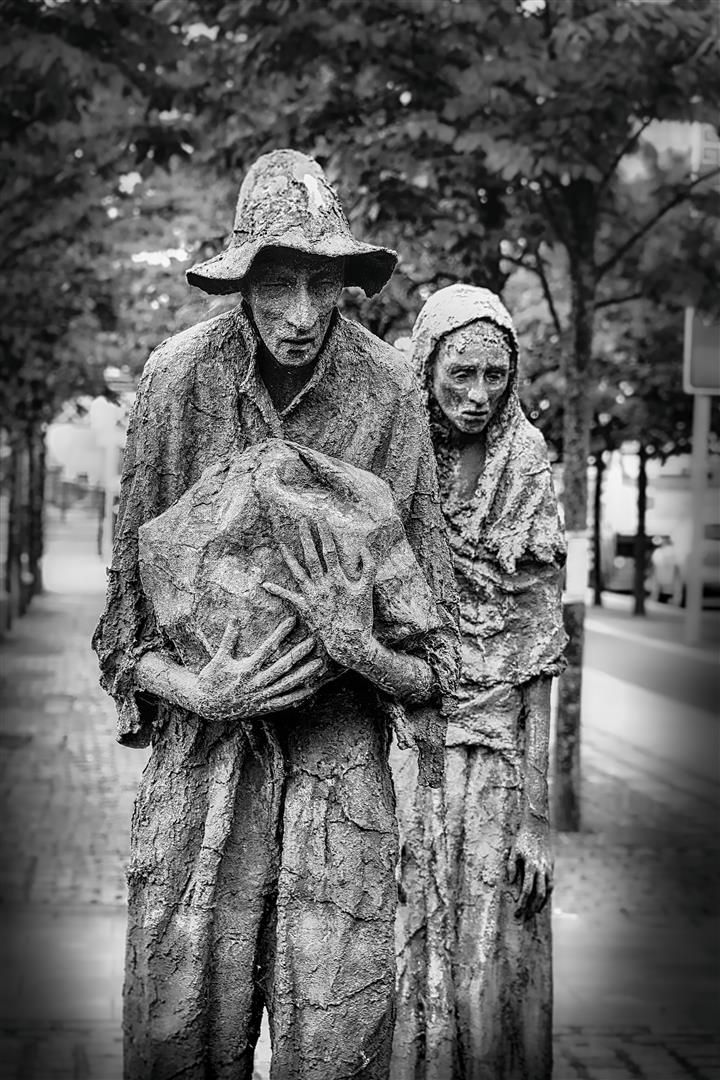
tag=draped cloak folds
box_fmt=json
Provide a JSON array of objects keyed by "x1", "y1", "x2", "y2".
[
  {"x1": 92, "y1": 304, "x2": 459, "y2": 1075},
  {"x1": 411, "y1": 283, "x2": 567, "y2": 727},
  {"x1": 391, "y1": 285, "x2": 567, "y2": 1080}
]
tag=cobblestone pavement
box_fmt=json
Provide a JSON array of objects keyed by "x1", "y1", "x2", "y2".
[
  {"x1": 0, "y1": 509, "x2": 717, "y2": 1079},
  {"x1": 1, "y1": 594, "x2": 143, "y2": 909},
  {"x1": 553, "y1": 1029, "x2": 720, "y2": 1080}
]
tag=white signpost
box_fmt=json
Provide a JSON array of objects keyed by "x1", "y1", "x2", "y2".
[
  {"x1": 683, "y1": 310, "x2": 719, "y2": 644},
  {"x1": 682, "y1": 125, "x2": 719, "y2": 644}
]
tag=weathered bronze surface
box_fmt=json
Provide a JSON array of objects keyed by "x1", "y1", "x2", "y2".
[
  {"x1": 393, "y1": 284, "x2": 567, "y2": 1080},
  {"x1": 93, "y1": 150, "x2": 458, "y2": 1080}
]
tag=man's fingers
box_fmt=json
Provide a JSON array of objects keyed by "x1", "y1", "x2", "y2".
[
  {"x1": 262, "y1": 582, "x2": 308, "y2": 616},
  {"x1": 256, "y1": 685, "x2": 315, "y2": 713},
  {"x1": 317, "y1": 519, "x2": 339, "y2": 571},
  {"x1": 253, "y1": 634, "x2": 317, "y2": 688},
  {"x1": 530, "y1": 871, "x2": 547, "y2": 917},
  {"x1": 506, "y1": 850, "x2": 520, "y2": 885},
  {"x1": 299, "y1": 520, "x2": 323, "y2": 581},
  {"x1": 358, "y1": 544, "x2": 377, "y2": 585},
  {"x1": 251, "y1": 613, "x2": 298, "y2": 665},
  {"x1": 279, "y1": 541, "x2": 311, "y2": 588},
  {"x1": 534, "y1": 869, "x2": 553, "y2": 916},
  {"x1": 265, "y1": 657, "x2": 324, "y2": 697},
  {"x1": 195, "y1": 627, "x2": 213, "y2": 657},
  {"x1": 516, "y1": 868, "x2": 536, "y2": 920},
  {"x1": 218, "y1": 615, "x2": 242, "y2": 656}
]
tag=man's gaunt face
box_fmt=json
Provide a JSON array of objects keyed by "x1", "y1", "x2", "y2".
[
  {"x1": 243, "y1": 248, "x2": 345, "y2": 367},
  {"x1": 432, "y1": 320, "x2": 512, "y2": 436}
]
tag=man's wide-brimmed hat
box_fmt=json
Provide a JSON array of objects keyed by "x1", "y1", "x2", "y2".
[{"x1": 186, "y1": 149, "x2": 397, "y2": 297}]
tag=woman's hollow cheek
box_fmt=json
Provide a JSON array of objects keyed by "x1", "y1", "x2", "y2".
[
  {"x1": 488, "y1": 387, "x2": 504, "y2": 412},
  {"x1": 439, "y1": 384, "x2": 464, "y2": 417}
]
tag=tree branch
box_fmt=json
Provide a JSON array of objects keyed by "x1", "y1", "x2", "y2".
[
  {"x1": 597, "y1": 117, "x2": 653, "y2": 195},
  {"x1": 501, "y1": 252, "x2": 564, "y2": 335},
  {"x1": 3, "y1": 225, "x2": 89, "y2": 265},
  {"x1": 594, "y1": 291, "x2": 644, "y2": 310},
  {"x1": 542, "y1": 0, "x2": 555, "y2": 43},
  {"x1": 596, "y1": 167, "x2": 720, "y2": 280},
  {"x1": 540, "y1": 183, "x2": 571, "y2": 252},
  {"x1": 532, "y1": 252, "x2": 564, "y2": 336}
]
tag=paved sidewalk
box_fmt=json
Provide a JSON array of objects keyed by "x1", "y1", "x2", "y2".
[
  {"x1": 0, "y1": 508, "x2": 717, "y2": 1079},
  {"x1": 586, "y1": 588, "x2": 720, "y2": 653}
]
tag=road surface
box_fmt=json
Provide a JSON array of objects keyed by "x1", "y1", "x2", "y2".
[{"x1": 581, "y1": 598, "x2": 719, "y2": 805}]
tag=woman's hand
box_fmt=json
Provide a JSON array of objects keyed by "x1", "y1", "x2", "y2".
[
  {"x1": 506, "y1": 810, "x2": 554, "y2": 920},
  {"x1": 193, "y1": 613, "x2": 323, "y2": 719},
  {"x1": 262, "y1": 520, "x2": 377, "y2": 670}
]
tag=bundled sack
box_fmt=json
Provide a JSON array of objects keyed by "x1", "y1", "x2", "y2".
[{"x1": 138, "y1": 438, "x2": 442, "y2": 692}]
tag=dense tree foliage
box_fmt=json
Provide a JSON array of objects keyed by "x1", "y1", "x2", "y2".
[
  {"x1": 0, "y1": 0, "x2": 189, "y2": 426},
  {"x1": 0, "y1": 0, "x2": 186, "y2": 618},
  {"x1": 5, "y1": 0, "x2": 718, "y2": 426}
]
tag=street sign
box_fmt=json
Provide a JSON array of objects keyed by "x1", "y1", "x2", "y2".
[
  {"x1": 683, "y1": 308, "x2": 720, "y2": 395},
  {"x1": 697, "y1": 123, "x2": 720, "y2": 172}
]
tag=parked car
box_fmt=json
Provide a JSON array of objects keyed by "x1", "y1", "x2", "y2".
[
  {"x1": 646, "y1": 524, "x2": 720, "y2": 606},
  {"x1": 597, "y1": 531, "x2": 669, "y2": 593}
]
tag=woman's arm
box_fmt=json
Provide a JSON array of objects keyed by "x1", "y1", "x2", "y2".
[
  {"x1": 263, "y1": 519, "x2": 436, "y2": 705},
  {"x1": 346, "y1": 635, "x2": 435, "y2": 704},
  {"x1": 523, "y1": 674, "x2": 552, "y2": 822},
  {"x1": 507, "y1": 673, "x2": 554, "y2": 919}
]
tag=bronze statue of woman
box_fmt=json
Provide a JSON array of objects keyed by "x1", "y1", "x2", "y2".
[{"x1": 394, "y1": 284, "x2": 567, "y2": 1080}]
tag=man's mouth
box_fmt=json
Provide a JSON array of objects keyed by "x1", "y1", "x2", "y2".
[
  {"x1": 284, "y1": 336, "x2": 315, "y2": 347},
  {"x1": 461, "y1": 409, "x2": 489, "y2": 421}
]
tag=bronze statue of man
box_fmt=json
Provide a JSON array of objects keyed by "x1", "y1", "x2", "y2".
[{"x1": 93, "y1": 149, "x2": 458, "y2": 1080}]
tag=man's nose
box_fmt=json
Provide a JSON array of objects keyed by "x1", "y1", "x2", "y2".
[
  {"x1": 287, "y1": 286, "x2": 317, "y2": 332},
  {"x1": 467, "y1": 380, "x2": 488, "y2": 405}
]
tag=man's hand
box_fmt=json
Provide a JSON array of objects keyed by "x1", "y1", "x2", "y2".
[
  {"x1": 193, "y1": 613, "x2": 323, "y2": 719},
  {"x1": 506, "y1": 810, "x2": 554, "y2": 920},
  {"x1": 262, "y1": 519, "x2": 376, "y2": 670}
]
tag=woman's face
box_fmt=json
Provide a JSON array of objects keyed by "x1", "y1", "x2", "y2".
[{"x1": 432, "y1": 320, "x2": 512, "y2": 435}]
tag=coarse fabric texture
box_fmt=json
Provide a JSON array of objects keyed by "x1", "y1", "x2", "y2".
[
  {"x1": 126, "y1": 675, "x2": 398, "y2": 1080},
  {"x1": 391, "y1": 746, "x2": 456, "y2": 1079},
  {"x1": 186, "y1": 149, "x2": 397, "y2": 297},
  {"x1": 411, "y1": 283, "x2": 567, "y2": 719},
  {"x1": 92, "y1": 304, "x2": 459, "y2": 1080},
  {"x1": 392, "y1": 285, "x2": 566, "y2": 1079},
  {"x1": 445, "y1": 692, "x2": 552, "y2": 1080},
  {"x1": 138, "y1": 439, "x2": 443, "y2": 692}
]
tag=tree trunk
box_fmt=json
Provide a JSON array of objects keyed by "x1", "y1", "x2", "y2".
[
  {"x1": 16, "y1": 435, "x2": 33, "y2": 614},
  {"x1": 554, "y1": 226, "x2": 595, "y2": 833},
  {"x1": 5, "y1": 433, "x2": 26, "y2": 621},
  {"x1": 633, "y1": 441, "x2": 648, "y2": 617},
  {"x1": 27, "y1": 423, "x2": 45, "y2": 597},
  {"x1": 592, "y1": 452, "x2": 605, "y2": 607},
  {"x1": 0, "y1": 428, "x2": 13, "y2": 632}
]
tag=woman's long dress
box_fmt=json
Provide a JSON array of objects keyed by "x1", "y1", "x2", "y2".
[{"x1": 393, "y1": 284, "x2": 567, "y2": 1080}]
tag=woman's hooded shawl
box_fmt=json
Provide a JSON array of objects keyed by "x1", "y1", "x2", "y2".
[{"x1": 412, "y1": 284, "x2": 567, "y2": 695}]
